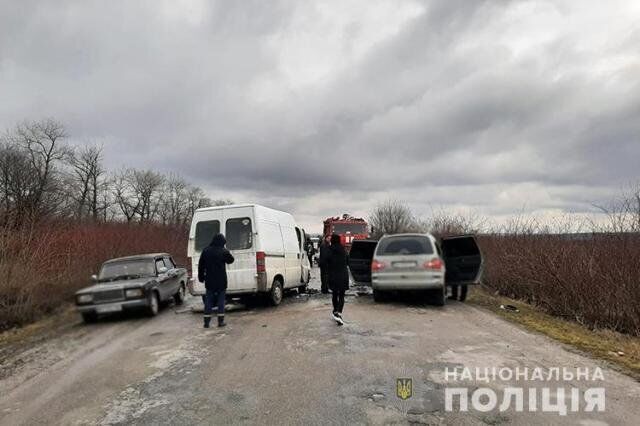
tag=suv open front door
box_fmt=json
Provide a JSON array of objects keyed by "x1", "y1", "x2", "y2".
[
  {"x1": 441, "y1": 235, "x2": 483, "y2": 286},
  {"x1": 347, "y1": 239, "x2": 378, "y2": 286}
]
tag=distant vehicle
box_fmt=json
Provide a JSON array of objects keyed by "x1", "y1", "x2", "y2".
[
  {"x1": 323, "y1": 214, "x2": 369, "y2": 252},
  {"x1": 187, "y1": 204, "x2": 311, "y2": 306},
  {"x1": 75, "y1": 253, "x2": 188, "y2": 323},
  {"x1": 347, "y1": 234, "x2": 483, "y2": 305}
]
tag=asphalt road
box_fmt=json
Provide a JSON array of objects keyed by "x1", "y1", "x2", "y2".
[{"x1": 1, "y1": 269, "x2": 638, "y2": 425}]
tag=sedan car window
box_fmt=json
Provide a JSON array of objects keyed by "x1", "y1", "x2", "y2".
[{"x1": 155, "y1": 258, "x2": 166, "y2": 272}]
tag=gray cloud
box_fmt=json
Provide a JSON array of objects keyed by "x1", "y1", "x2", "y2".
[{"x1": 1, "y1": 0, "x2": 639, "y2": 232}]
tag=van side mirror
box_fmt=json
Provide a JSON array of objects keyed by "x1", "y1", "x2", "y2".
[
  {"x1": 91, "y1": 274, "x2": 98, "y2": 282},
  {"x1": 158, "y1": 266, "x2": 168, "y2": 275}
]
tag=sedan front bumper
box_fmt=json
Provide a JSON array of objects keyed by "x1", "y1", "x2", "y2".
[{"x1": 76, "y1": 298, "x2": 149, "y2": 314}]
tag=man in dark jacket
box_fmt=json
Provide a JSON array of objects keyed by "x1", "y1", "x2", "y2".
[
  {"x1": 325, "y1": 234, "x2": 349, "y2": 325},
  {"x1": 198, "y1": 233, "x2": 234, "y2": 328},
  {"x1": 318, "y1": 234, "x2": 331, "y2": 294}
]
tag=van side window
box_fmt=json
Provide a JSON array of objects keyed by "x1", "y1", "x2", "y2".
[
  {"x1": 195, "y1": 220, "x2": 220, "y2": 252},
  {"x1": 226, "y1": 218, "x2": 252, "y2": 250}
]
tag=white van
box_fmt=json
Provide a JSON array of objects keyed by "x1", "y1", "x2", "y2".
[{"x1": 187, "y1": 204, "x2": 311, "y2": 305}]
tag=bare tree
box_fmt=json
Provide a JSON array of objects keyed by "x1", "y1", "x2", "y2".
[
  {"x1": 10, "y1": 119, "x2": 68, "y2": 217},
  {"x1": 592, "y1": 182, "x2": 640, "y2": 233},
  {"x1": 159, "y1": 173, "x2": 188, "y2": 225},
  {"x1": 423, "y1": 208, "x2": 488, "y2": 237},
  {"x1": 67, "y1": 144, "x2": 107, "y2": 220},
  {"x1": 112, "y1": 168, "x2": 165, "y2": 223},
  {"x1": 368, "y1": 199, "x2": 420, "y2": 238}
]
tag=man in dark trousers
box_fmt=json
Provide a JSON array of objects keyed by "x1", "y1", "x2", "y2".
[
  {"x1": 198, "y1": 233, "x2": 234, "y2": 328},
  {"x1": 318, "y1": 234, "x2": 331, "y2": 294},
  {"x1": 325, "y1": 233, "x2": 349, "y2": 326}
]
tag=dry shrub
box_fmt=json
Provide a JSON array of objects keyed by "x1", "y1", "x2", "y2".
[
  {"x1": 0, "y1": 221, "x2": 188, "y2": 330},
  {"x1": 479, "y1": 232, "x2": 640, "y2": 336}
]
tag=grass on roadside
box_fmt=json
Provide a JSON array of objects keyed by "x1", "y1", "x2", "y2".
[{"x1": 468, "y1": 286, "x2": 640, "y2": 380}]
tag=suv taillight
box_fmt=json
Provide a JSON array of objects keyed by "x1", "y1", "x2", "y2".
[
  {"x1": 256, "y1": 251, "x2": 266, "y2": 273},
  {"x1": 424, "y1": 258, "x2": 444, "y2": 271},
  {"x1": 371, "y1": 259, "x2": 386, "y2": 272}
]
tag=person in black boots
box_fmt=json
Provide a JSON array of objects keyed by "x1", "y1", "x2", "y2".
[
  {"x1": 318, "y1": 234, "x2": 331, "y2": 294},
  {"x1": 326, "y1": 233, "x2": 349, "y2": 326},
  {"x1": 198, "y1": 233, "x2": 234, "y2": 328}
]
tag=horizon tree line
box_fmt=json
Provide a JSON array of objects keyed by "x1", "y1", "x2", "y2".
[{"x1": 0, "y1": 118, "x2": 230, "y2": 227}]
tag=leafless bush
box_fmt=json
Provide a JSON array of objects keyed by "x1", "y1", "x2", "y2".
[
  {"x1": 368, "y1": 199, "x2": 422, "y2": 238},
  {"x1": 0, "y1": 221, "x2": 188, "y2": 330}
]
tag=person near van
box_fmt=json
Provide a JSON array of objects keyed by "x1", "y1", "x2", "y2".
[
  {"x1": 198, "y1": 233, "x2": 234, "y2": 328},
  {"x1": 306, "y1": 241, "x2": 316, "y2": 267},
  {"x1": 449, "y1": 284, "x2": 468, "y2": 302},
  {"x1": 318, "y1": 234, "x2": 331, "y2": 294},
  {"x1": 326, "y1": 233, "x2": 349, "y2": 325}
]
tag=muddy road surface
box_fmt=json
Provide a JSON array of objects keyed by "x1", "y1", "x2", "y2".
[{"x1": 1, "y1": 270, "x2": 638, "y2": 425}]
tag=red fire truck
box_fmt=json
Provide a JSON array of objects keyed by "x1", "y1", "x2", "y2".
[{"x1": 323, "y1": 214, "x2": 369, "y2": 252}]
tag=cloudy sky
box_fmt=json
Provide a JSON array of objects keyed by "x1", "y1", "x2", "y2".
[{"x1": 1, "y1": 0, "x2": 639, "y2": 232}]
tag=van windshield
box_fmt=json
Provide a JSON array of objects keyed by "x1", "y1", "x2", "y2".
[
  {"x1": 226, "y1": 217, "x2": 252, "y2": 250},
  {"x1": 376, "y1": 236, "x2": 433, "y2": 256},
  {"x1": 195, "y1": 220, "x2": 220, "y2": 251}
]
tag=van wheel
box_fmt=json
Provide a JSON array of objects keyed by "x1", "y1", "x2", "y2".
[
  {"x1": 432, "y1": 287, "x2": 446, "y2": 306},
  {"x1": 173, "y1": 284, "x2": 185, "y2": 305},
  {"x1": 373, "y1": 289, "x2": 385, "y2": 303},
  {"x1": 269, "y1": 279, "x2": 283, "y2": 306},
  {"x1": 147, "y1": 291, "x2": 160, "y2": 316},
  {"x1": 459, "y1": 285, "x2": 468, "y2": 302}
]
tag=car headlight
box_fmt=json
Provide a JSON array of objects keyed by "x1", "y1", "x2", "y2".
[
  {"x1": 77, "y1": 294, "x2": 93, "y2": 304},
  {"x1": 125, "y1": 288, "x2": 144, "y2": 299}
]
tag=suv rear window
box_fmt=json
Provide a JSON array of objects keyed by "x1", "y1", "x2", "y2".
[
  {"x1": 226, "y1": 217, "x2": 253, "y2": 250},
  {"x1": 376, "y1": 236, "x2": 434, "y2": 256},
  {"x1": 195, "y1": 220, "x2": 220, "y2": 251}
]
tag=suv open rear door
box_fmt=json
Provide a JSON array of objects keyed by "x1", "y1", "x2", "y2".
[
  {"x1": 347, "y1": 239, "x2": 378, "y2": 286},
  {"x1": 441, "y1": 235, "x2": 483, "y2": 286}
]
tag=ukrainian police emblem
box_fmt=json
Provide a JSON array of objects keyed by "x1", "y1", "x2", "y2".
[{"x1": 396, "y1": 378, "x2": 413, "y2": 400}]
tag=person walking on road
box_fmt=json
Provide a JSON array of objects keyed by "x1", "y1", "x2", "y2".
[
  {"x1": 318, "y1": 234, "x2": 331, "y2": 294},
  {"x1": 198, "y1": 233, "x2": 234, "y2": 328},
  {"x1": 326, "y1": 233, "x2": 349, "y2": 326}
]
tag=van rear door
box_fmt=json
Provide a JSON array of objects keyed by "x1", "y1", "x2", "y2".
[
  {"x1": 441, "y1": 235, "x2": 483, "y2": 285},
  {"x1": 347, "y1": 239, "x2": 378, "y2": 285}
]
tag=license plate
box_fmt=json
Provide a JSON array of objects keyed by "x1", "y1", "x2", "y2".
[
  {"x1": 393, "y1": 261, "x2": 416, "y2": 268},
  {"x1": 96, "y1": 305, "x2": 122, "y2": 314}
]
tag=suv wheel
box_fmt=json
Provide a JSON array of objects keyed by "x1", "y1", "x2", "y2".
[
  {"x1": 174, "y1": 284, "x2": 185, "y2": 305},
  {"x1": 432, "y1": 287, "x2": 446, "y2": 306},
  {"x1": 270, "y1": 279, "x2": 283, "y2": 306},
  {"x1": 147, "y1": 291, "x2": 160, "y2": 316}
]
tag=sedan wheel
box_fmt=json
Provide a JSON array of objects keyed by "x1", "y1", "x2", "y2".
[
  {"x1": 174, "y1": 284, "x2": 185, "y2": 305},
  {"x1": 147, "y1": 291, "x2": 160, "y2": 316}
]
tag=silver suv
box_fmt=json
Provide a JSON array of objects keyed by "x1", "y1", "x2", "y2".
[
  {"x1": 348, "y1": 233, "x2": 483, "y2": 306},
  {"x1": 371, "y1": 234, "x2": 446, "y2": 304}
]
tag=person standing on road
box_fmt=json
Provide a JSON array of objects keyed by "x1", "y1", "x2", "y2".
[
  {"x1": 326, "y1": 233, "x2": 349, "y2": 326},
  {"x1": 306, "y1": 241, "x2": 316, "y2": 267},
  {"x1": 198, "y1": 233, "x2": 234, "y2": 328},
  {"x1": 318, "y1": 234, "x2": 331, "y2": 294}
]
